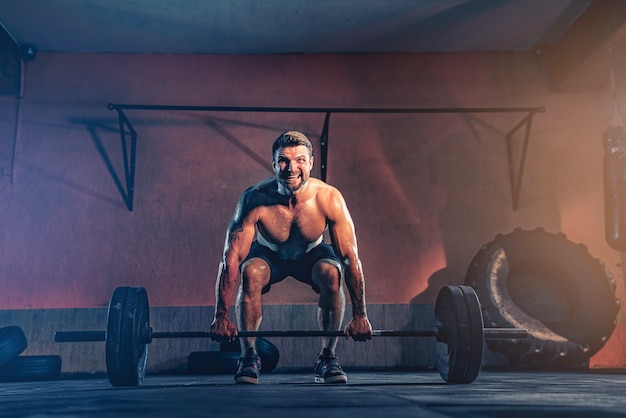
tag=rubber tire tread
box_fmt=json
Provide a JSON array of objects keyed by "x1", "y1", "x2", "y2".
[
  {"x1": 465, "y1": 228, "x2": 620, "y2": 369},
  {"x1": 0, "y1": 355, "x2": 62, "y2": 382}
]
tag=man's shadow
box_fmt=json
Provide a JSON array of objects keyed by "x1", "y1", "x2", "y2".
[{"x1": 395, "y1": 267, "x2": 452, "y2": 369}]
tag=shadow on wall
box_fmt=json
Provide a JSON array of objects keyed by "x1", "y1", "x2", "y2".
[
  {"x1": 405, "y1": 108, "x2": 562, "y2": 301},
  {"x1": 75, "y1": 118, "x2": 131, "y2": 209},
  {"x1": 397, "y1": 267, "x2": 451, "y2": 368},
  {"x1": 70, "y1": 115, "x2": 315, "y2": 212},
  {"x1": 16, "y1": 157, "x2": 127, "y2": 210},
  {"x1": 393, "y1": 109, "x2": 563, "y2": 368}
]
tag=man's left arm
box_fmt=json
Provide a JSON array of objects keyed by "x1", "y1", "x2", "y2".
[{"x1": 326, "y1": 188, "x2": 373, "y2": 341}]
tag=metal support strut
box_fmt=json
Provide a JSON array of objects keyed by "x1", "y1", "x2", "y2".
[
  {"x1": 107, "y1": 103, "x2": 545, "y2": 212},
  {"x1": 110, "y1": 105, "x2": 138, "y2": 211}
]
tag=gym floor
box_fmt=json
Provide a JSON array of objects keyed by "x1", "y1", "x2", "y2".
[{"x1": 2, "y1": 369, "x2": 626, "y2": 417}]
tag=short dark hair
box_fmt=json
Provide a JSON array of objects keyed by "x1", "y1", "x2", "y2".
[{"x1": 272, "y1": 131, "x2": 313, "y2": 159}]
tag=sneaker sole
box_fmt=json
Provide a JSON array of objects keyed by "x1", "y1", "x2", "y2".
[
  {"x1": 235, "y1": 376, "x2": 259, "y2": 384},
  {"x1": 314, "y1": 375, "x2": 347, "y2": 384}
]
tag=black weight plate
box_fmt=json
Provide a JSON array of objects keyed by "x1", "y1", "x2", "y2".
[
  {"x1": 434, "y1": 287, "x2": 453, "y2": 381},
  {"x1": 220, "y1": 337, "x2": 280, "y2": 373},
  {"x1": 0, "y1": 355, "x2": 62, "y2": 382},
  {"x1": 458, "y1": 285, "x2": 484, "y2": 383},
  {"x1": 435, "y1": 285, "x2": 484, "y2": 384},
  {"x1": 435, "y1": 286, "x2": 464, "y2": 382},
  {"x1": 187, "y1": 351, "x2": 239, "y2": 374},
  {"x1": 0, "y1": 326, "x2": 27, "y2": 368},
  {"x1": 219, "y1": 339, "x2": 240, "y2": 352},
  {"x1": 255, "y1": 337, "x2": 279, "y2": 373},
  {"x1": 105, "y1": 286, "x2": 150, "y2": 387}
]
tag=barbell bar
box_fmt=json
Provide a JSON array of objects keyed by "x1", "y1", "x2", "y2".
[
  {"x1": 55, "y1": 327, "x2": 527, "y2": 343},
  {"x1": 54, "y1": 285, "x2": 528, "y2": 386}
]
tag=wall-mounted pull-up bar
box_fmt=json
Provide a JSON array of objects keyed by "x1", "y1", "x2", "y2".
[{"x1": 107, "y1": 103, "x2": 544, "y2": 212}]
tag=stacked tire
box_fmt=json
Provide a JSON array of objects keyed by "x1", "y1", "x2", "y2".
[
  {"x1": 465, "y1": 228, "x2": 620, "y2": 369},
  {"x1": 0, "y1": 326, "x2": 27, "y2": 368},
  {"x1": 0, "y1": 325, "x2": 62, "y2": 382}
]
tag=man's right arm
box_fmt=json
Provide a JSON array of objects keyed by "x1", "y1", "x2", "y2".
[{"x1": 211, "y1": 194, "x2": 257, "y2": 340}]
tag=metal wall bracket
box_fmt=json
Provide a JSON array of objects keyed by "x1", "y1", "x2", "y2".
[
  {"x1": 109, "y1": 104, "x2": 137, "y2": 211},
  {"x1": 506, "y1": 110, "x2": 539, "y2": 211},
  {"x1": 107, "y1": 103, "x2": 544, "y2": 212},
  {"x1": 5, "y1": 94, "x2": 21, "y2": 185}
]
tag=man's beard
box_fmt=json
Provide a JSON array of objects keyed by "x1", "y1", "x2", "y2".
[{"x1": 280, "y1": 172, "x2": 307, "y2": 192}]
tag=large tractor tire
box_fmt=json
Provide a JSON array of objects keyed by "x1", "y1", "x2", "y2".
[{"x1": 465, "y1": 228, "x2": 620, "y2": 369}]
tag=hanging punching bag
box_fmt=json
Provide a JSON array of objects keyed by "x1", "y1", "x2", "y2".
[{"x1": 604, "y1": 126, "x2": 626, "y2": 251}]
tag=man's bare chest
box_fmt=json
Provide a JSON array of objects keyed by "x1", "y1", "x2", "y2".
[{"x1": 256, "y1": 204, "x2": 327, "y2": 244}]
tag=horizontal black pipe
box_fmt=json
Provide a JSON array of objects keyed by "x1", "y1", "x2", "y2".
[
  {"x1": 108, "y1": 103, "x2": 545, "y2": 115},
  {"x1": 55, "y1": 328, "x2": 527, "y2": 343}
]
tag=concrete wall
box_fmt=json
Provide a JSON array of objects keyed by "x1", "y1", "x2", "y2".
[{"x1": 0, "y1": 51, "x2": 625, "y2": 369}]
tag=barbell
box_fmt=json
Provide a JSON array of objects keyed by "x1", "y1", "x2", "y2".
[{"x1": 55, "y1": 285, "x2": 527, "y2": 386}]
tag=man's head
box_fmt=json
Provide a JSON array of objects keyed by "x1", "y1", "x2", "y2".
[
  {"x1": 272, "y1": 131, "x2": 313, "y2": 159},
  {"x1": 272, "y1": 131, "x2": 314, "y2": 193}
]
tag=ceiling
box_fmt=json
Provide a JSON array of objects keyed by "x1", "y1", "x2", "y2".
[{"x1": 0, "y1": 0, "x2": 596, "y2": 54}]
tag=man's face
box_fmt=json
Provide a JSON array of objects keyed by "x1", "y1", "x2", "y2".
[{"x1": 273, "y1": 145, "x2": 314, "y2": 192}]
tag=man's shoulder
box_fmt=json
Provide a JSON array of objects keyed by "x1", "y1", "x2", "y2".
[
  {"x1": 308, "y1": 180, "x2": 347, "y2": 214},
  {"x1": 239, "y1": 178, "x2": 287, "y2": 208},
  {"x1": 244, "y1": 178, "x2": 277, "y2": 195},
  {"x1": 309, "y1": 178, "x2": 341, "y2": 197}
]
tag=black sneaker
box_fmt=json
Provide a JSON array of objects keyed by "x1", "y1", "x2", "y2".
[
  {"x1": 314, "y1": 348, "x2": 347, "y2": 384},
  {"x1": 235, "y1": 348, "x2": 261, "y2": 384}
]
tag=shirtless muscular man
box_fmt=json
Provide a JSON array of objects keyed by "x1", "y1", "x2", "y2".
[{"x1": 210, "y1": 130, "x2": 373, "y2": 384}]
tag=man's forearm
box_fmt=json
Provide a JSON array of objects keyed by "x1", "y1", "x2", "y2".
[
  {"x1": 214, "y1": 261, "x2": 236, "y2": 318},
  {"x1": 345, "y1": 266, "x2": 367, "y2": 317}
]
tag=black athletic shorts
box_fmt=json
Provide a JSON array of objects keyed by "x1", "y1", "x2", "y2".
[{"x1": 240, "y1": 241, "x2": 342, "y2": 294}]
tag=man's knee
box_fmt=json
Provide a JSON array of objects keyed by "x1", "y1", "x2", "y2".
[
  {"x1": 312, "y1": 259, "x2": 342, "y2": 292},
  {"x1": 241, "y1": 258, "x2": 270, "y2": 294}
]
